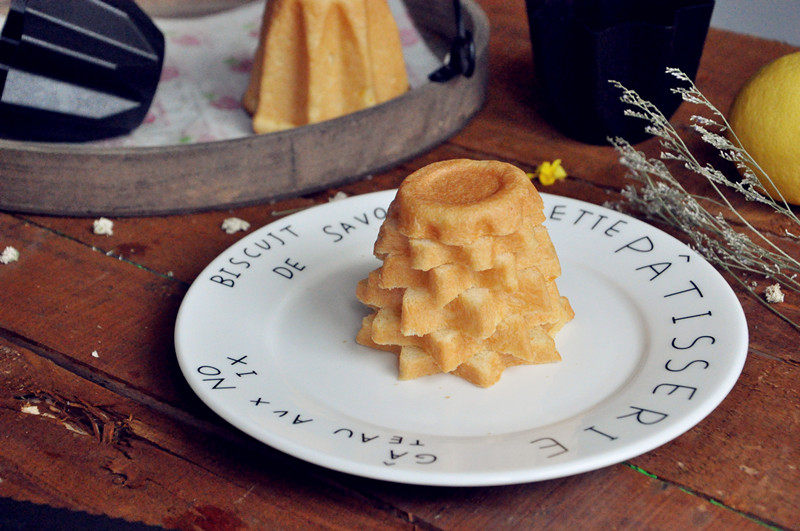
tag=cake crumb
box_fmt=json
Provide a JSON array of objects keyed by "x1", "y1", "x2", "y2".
[
  {"x1": 0, "y1": 246, "x2": 19, "y2": 264},
  {"x1": 63, "y1": 422, "x2": 89, "y2": 435},
  {"x1": 329, "y1": 191, "x2": 349, "y2": 202},
  {"x1": 91, "y1": 350, "x2": 99, "y2": 358},
  {"x1": 20, "y1": 404, "x2": 40, "y2": 415},
  {"x1": 221, "y1": 217, "x2": 250, "y2": 234},
  {"x1": 765, "y1": 283, "x2": 784, "y2": 303},
  {"x1": 93, "y1": 217, "x2": 114, "y2": 235},
  {"x1": 739, "y1": 464, "x2": 759, "y2": 476}
]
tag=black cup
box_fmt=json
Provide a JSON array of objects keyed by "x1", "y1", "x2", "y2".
[{"x1": 525, "y1": 0, "x2": 714, "y2": 144}]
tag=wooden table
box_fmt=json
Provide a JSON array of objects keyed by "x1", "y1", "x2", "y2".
[{"x1": 1, "y1": 1, "x2": 797, "y2": 528}]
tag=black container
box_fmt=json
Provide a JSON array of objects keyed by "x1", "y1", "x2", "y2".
[
  {"x1": 0, "y1": 0, "x2": 165, "y2": 142},
  {"x1": 526, "y1": 0, "x2": 714, "y2": 144}
]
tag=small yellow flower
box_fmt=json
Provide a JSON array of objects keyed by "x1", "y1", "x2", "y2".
[{"x1": 532, "y1": 159, "x2": 567, "y2": 186}]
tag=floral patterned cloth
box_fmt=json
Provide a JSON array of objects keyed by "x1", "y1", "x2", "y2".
[{"x1": 94, "y1": 0, "x2": 440, "y2": 147}]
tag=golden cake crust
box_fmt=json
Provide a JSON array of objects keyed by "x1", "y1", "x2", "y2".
[
  {"x1": 393, "y1": 159, "x2": 545, "y2": 245},
  {"x1": 355, "y1": 159, "x2": 572, "y2": 387}
]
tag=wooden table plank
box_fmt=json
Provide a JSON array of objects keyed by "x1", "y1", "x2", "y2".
[
  {"x1": 0, "y1": 214, "x2": 197, "y2": 408},
  {"x1": 3, "y1": 189, "x2": 799, "y2": 526},
  {"x1": 630, "y1": 353, "x2": 799, "y2": 528},
  {"x1": 2, "y1": 0, "x2": 799, "y2": 527},
  {"x1": 0, "y1": 335, "x2": 766, "y2": 530},
  {"x1": 345, "y1": 466, "x2": 766, "y2": 530},
  {"x1": 18, "y1": 165, "x2": 408, "y2": 284},
  {"x1": 0, "y1": 336, "x2": 417, "y2": 529},
  {"x1": 17, "y1": 151, "x2": 800, "y2": 370}
]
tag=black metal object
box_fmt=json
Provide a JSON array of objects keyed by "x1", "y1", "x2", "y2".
[
  {"x1": 429, "y1": 0, "x2": 476, "y2": 82},
  {"x1": 0, "y1": 496, "x2": 161, "y2": 530},
  {"x1": 0, "y1": 0, "x2": 165, "y2": 142},
  {"x1": 525, "y1": 0, "x2": 714, "y2": 144}
]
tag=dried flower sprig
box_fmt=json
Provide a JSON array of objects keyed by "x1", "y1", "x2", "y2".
[{"x1": 608, "y1": 69, "x2": 800, "y2": 331}]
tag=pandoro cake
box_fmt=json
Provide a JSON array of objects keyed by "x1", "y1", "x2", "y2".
[
  {"x1": 356, "y1": 159, "x2": 573, "y2": 387},
  {"x1": 244, "y1": 0, "x2": 410, "y2": 134}
]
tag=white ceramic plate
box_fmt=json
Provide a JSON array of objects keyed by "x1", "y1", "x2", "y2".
[{"x1": 175, "y1": 191, "x2": 748, "y2": 486}]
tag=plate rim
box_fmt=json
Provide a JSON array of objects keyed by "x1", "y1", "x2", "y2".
[{"x1": 174, "y1": 190, "x2": 749, "y2": 486}]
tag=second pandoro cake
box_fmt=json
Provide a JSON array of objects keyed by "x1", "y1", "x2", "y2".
[
  {"x1": 356, "y1": 159, "x2": 573, "y2": 387},
  {"x1": 244, "y1": 0, "x2": 409, "y2": 134}
]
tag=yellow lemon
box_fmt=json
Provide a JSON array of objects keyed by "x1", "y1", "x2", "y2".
[{"x1": 729, "y1": 51, "x2": 800, "y2": 204}]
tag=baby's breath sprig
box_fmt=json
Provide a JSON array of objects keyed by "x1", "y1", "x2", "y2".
[{"x1": 607, "y1": 69, "x2": 800, "y2": 331}]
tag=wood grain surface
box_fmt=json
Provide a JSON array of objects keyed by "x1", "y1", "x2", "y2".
[{"x1": 0, "y1": 0, "x2": 798, "y2": 528}]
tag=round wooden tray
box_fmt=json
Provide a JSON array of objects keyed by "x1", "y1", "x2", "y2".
[
  {"x1": 136, "y1": 0, "x2": 257, "y2": 18},
  {"x1": 0, "y1": 0, "x2": 489, "y2": 216}
]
